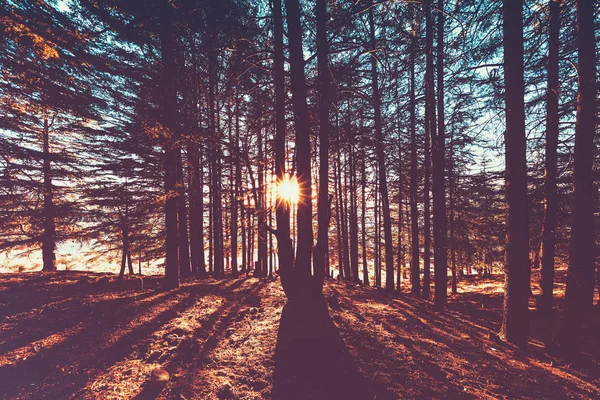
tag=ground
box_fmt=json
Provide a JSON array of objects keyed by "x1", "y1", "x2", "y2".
[{"x1": 0, "y1": 270, "x2": 599, "y2": 399}]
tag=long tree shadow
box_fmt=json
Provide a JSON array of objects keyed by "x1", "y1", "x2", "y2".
[
  {"x1": 272, "y1": 297, "x2": 394, "y2": 400},
  {"x1": 0, "y1": 290, "x2": 190, "y2": 399},
  {"x1": 133, "y1": 279, "x2": 263, "y2": 400},
  {"x1": 329, "y1": 282, "x2": 600, "y2": 399}
]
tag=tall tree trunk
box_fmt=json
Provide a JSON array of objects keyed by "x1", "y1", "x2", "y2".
[
  {"x1": 177, "y1": 155, "x2": 191, "y2": 278},
  {"x1": 423, "y1": 0, "x2": 435, "y2": 301},
  {"x1": 560, "y1": 0, "x2": 596, "y2": 354},
  {"x1": 396, "y1": 75, "x2": 403, "y2": 291},
  {"x1": 159, "y1": 0, "x2": 179, "y2": 289},
  {"x1": 231, "y1": 92, "x2": 241, "y2": 277},
  {"x1": 449, "y1": 127, "x2": 457, "y2": 294},
  {"x1": 120, "y1": 194, "x2": 134, "y2": 277},
  {"x1": 314, "y1": 0, "x2": 331, "y2": 288},
  {"x1": 187, "y1": 34, "x2": 201, "y2": 278},
  {"x1": 374, "y1": 163, "x2": 380, "y2": 287},
  {"x1": 269, "y1": 190, "x2": 274, "y2": 278},
  {"x1": 208, "y1": 37, "x2": 223, "y2": 278},
  {"x1": 119, "y1": 225, "x2": 129, "y2": 278},
  {"x1": 398, "y1": 156, "x2": 403, "y2": 291},
  {"x1": 208, "y1": 158, "x2": 214, "y2": 275},
  {"x1": 368, "y1": 4, "x2": 394, "y2": 292},
  {"x1": 257, "y1": 121, "x2": 267, "y2": 279},
  {"x1": 344, "y1": 153, "x2": 352, "y2": 280},
  {"x1": 361, "y1": 133, "x2": 369, "y2": 286},
  {"x1": 285, "y1": 0, "x2": 313, "y2": 284},
  {"x1": 249, "y1": 211, "x2": 254, "y2": 275},
  {"x1": 335, "y1": 160, "x2": 344, "y2": 279},
  {"x1": 409, "y1": 12, "x2": 420, "y2": 296},
  {"x1": 339, "y1": 154, "x2": 351, "y2": 280},
  {"x1": 241, "y1": 184, "x2": 247, "y2": 274},
  {"x1": 41, "y1": 112, "x2": 56, "y2": 272},
  {"x1": 188, "y1": 143, "x2": 200, "y2": 276},
  {"x1": 349, "y1": 143, "x2": 360, "y2": 283},
  {"x1": 500, "y1": 0, "x2": 530, "y2": 348},
  {"x1": 433, "y1": 0, "x2": 448, "y2": 310},
  {"x1": 272, "y1": 0, "x2": 293, "y2": 293},
  {"x1": 539, "y1": 0, "x2": 561, "y2": 324},
  {"x1": 199, "y1": 149, "x2": 206, "y2": 277}
]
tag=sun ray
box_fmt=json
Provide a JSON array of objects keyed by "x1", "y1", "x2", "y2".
[{"x1": 276, "y1": 175, "x2": 299, "y2": 204}]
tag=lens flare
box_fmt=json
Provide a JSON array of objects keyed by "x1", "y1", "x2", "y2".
[{"x1": 276, "y1": 175, "x2": 299, "y2": 204}]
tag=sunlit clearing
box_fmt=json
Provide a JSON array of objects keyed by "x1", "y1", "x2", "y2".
[{"x1": 276, "y1": 175, "x2": 299, "y2": 204}]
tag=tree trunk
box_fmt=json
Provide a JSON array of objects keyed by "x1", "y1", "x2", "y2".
[
  {"x1": 208, "y1": 158, "x2": 213, "y2": 276},
  {"x1": 208, "y1": 35, "x2": 223, "y2": 278},
  {"x1": 500, "y1": 0, "x2": 530, "y2": 348},
  {"x1": 188, "y1": 143, "x2": 200, "y2": 276},
  {"x1": 272, "y1": 0, "x2": 293, "y2": 290},
  {"x1": 349, "y1": 143, "x2": 360, "y2": 283},
  {"x1": 314, "y1": 0, "x2": 331, "y2": 288},
  {"x1": 362, "y1": 132, "x2": 369, "y2": 286},
  {"x1": 257, "y1": 121, "x2": 267, "y2": 279},
  {"x1": 398, "y1": 151, "x2": 403, "y2": 291},
  {"x1": 409, "y1": 11, "x2": 420, "y2": 296},
  {"x1": 368, "y1": 4, "x2": 394, "y2": 292},
  {"x1": 231, "y1": 92, "x2": 241, "y2": 277},
  {"x1": 539, "y1": 0, "x2": 561, "y2": 323},
  {"x1": 423, "y1": 0, "x2": 435, "y2": 301},
  {"x1": 177, "y1": 154, "x2": 191, "y2": 278},
  {"x1": 560, "y1": 0, "x2": 596, "y2": 354},
  {"x1": 187, "y1": 34, "x2": 202, "y2": 278},
  {"x1": 433, "y1": 0, "x2": 448, "y2": 310},
  {"x1": 339, "y1": 154, "x2": 351, "y2": 281},
  {"x1": 159, "y1": 0, "x2": 179, "y2": 289},
  {"x1": 198, "y1": 149, "x2": 206, "y2": 277},
  {"x1": 241, "y1": 185, "x2": 247, "y2": 274},
  {"x1": 41, "y1": 112, "x2": 56, "y2": 272},
  {"x1": 119, "y1": 225, "x2": 129, "y2": 278},
  {"x1": 449, "y1": 127, "x2": 457, "y2": 295},
  {"x1": 374, "y1": 163, "x2": 380, "y2": 287},
  {"x1": 285, "y1": 0, "x2": 313, "y2": 279},
  {"x1": 335, "y1": 160, "x2": 344, "y2": 279}
]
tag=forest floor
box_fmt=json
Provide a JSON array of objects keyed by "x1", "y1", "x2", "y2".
[{"x1": 0, "y1": 269, "x2": 599, "y2": 399}]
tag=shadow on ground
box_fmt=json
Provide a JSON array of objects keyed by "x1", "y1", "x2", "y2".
[
  {"x1": 272, "y1": 297, "x2": 394, "y2": 400},
  {"x1": 1, "y1": 271, "x2": 598, "y2": 399}
]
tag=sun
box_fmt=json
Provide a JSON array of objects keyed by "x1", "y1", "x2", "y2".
[{"x1": 276, "y1": 175, "x2": 299, "y2": 204}]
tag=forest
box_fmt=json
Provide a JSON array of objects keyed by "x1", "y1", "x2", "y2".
[{"x1": 0, "y1": 0, "x2": 599, "y2": 398}]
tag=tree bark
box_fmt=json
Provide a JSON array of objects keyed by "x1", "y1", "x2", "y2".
[
  {"x1": 361, "y1": 132, "x2": 369, "y2": 286},
  {"x1": 177, "y1": 154, "x2": 191, "y2": 278},
  {"x1": 409, "y1": 11, "x2": 420, "y2": 296},
  {"x1": 188, "y1": 143, "x2": 200, "y2": 276},
  {"x1": 339, "y1": 153, "x2": 351, "y2": 280},
  {"x1": 314, "y1": 0, "x2": 331, "y2": 289},
  {"x1": 349, "y1": 142, "x2": 360, "y2": 283},
  {"x1": 433, "y1": 0, "x2": 448, "y2": 310},
  {"x1": 423, "y1": 0, "x2": 435, "y2": 300},
  {"x1": 335, "y1": 159, "x2": 344, "y2": 279},
  {"x1": 449, "y1": 127, "x2": 457, "y2": 295},
  {"x1": 500, "y1": 0, "x2": 530, "y2": 348},
  {"x1": 368, "y1": 4, "x2": 394, "y2": 292},
  {"x1": 41, "y1": 112, "x2": 56, "y2": 272},
  {"x1": 285, "y1": 0, "x2": 313, "y2": 282},
  {"x1": 560, "y1": 0, "x2": 596, "y2": 354},
  {"x1": 231, "y1": 91, "x2": 241, "y2": 277},
  {"x1": 539, "y1": 0, "x2": 561, "y2": 323},
  {"x1": 159, "y1": 0, "x2": 179, "y2": 289},
  {"x1": 272, "y1": 0, "x2": 293, "y2": 293},
  {"x1": 198, "y1": 148, "x2": 206, "y2": 277},
  {"x1": 257, "y1": 120, "x2": 267, "y2": 278}
]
